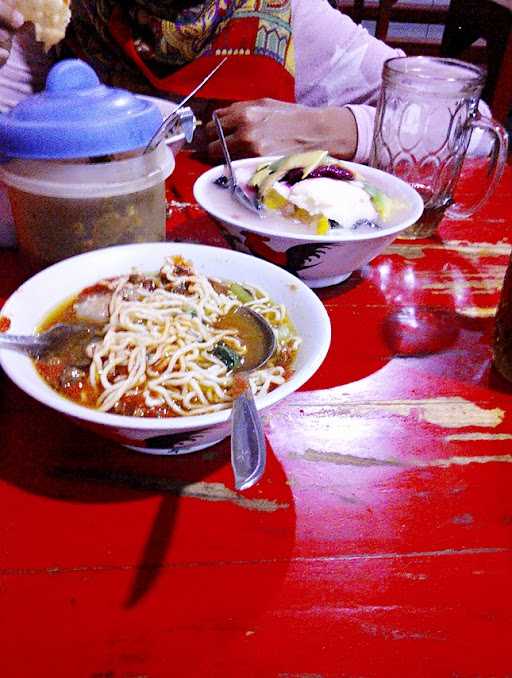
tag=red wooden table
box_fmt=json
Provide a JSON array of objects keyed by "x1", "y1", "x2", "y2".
[{"x1": 1, "y1": 160, "x2": 511, "y2": 678}]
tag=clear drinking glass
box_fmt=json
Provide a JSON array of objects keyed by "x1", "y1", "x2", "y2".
[{"x1": 369, "y1": 57, "x2": 509, "y2": 238}]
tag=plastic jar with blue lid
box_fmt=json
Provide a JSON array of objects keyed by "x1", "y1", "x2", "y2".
[{"x1": 0, "y1": 59, "x2": 176, "y2": 268}]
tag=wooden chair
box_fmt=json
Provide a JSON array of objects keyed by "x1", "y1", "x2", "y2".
[
  {"x1": 440, "y1": 0, "x2": 512, "y2": 124},
  {"x1": 336, "y1": 1, "x2": 511, "y2": 123},
  {"x1": 375, "y1": 0, "x2": 395, "y2": 41},
  {"x1": 336, "y1": 1, "x2": 450, "y2": 54}
]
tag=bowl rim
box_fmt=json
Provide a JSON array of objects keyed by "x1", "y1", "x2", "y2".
[
  {"x1": 193, "y1": 156, "x2": 424, "y2": 242},
  {"x1": 0, "y1": 242, "x2": 331, "y2": 431}
]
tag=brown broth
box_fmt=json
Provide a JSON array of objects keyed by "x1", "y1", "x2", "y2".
[
  {"x1": 34, "y1": 278, "x2": 298, "y2": 417},
  {"x1": 37, "y1": 294, "x2": 83, "y2": 332},
  {"x1": 215, "y1": 308, "x2": 268, "y2": 371},
  {"x1": 35, "y1": 292, "x2": 103, "y2": 409}
]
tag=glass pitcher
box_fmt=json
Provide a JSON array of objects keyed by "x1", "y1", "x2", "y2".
[{"x1": 369, "y1": 56, "x2": 509, "y2": 238}]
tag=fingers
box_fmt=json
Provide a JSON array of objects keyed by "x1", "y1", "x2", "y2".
[
  {"x1": 204, "y1": 99, "x2": 313, "y2": 160},
  {"x1": 0, "y1": 45, "x2": 10, "y2": 66},
  {"x1": 0, "y1": 1, "x2": 24, "y2": 66},
  {"x1": 204, "y1": 99, "x2": 288, "y2": 141},
  {"x1": 213, "y1": 98, "x2": 284, "y2": 118},
  {"x1": 0, "y1": 1, "x2": 24, "y2": 31},
  {"x1": 0, "y1": 27, "x2": 12, "y2": 66},
  {"x1": 207, "y1": 129, "x2": 277, "y2": 161},
  {"x1": 204, "y1": 105, "x2": 248, "y2": 141},
  {"x1": 207, "y1": 134, "x2": 253, "y2": 161},
  {"x1": 207, "y1": 113, "x2": 268, "y2": 158}
]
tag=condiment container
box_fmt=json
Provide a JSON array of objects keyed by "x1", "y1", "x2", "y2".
[{"x1": 0, "y1": 59, "x2": 175, "y2": 268}]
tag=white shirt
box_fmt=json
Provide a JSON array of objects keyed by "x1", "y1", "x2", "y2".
[{"x1": 0, "y1": 0, "x2": 492, "y2": 162}]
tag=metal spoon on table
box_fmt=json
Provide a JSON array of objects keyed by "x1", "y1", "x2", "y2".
[
  {"x1": 0, "y1": 323, "x2": 97, "y2": 358},
  {"x1": 212, "y1": 112, "x2": 263, "y2": 215},
  {"x1": 229, "y1": 306, "x2": 276, "y2": 491}
]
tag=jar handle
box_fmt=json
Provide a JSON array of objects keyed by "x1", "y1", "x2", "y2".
[{"x1": 446, "y1": 113, "x2": 509, "y2": 220}]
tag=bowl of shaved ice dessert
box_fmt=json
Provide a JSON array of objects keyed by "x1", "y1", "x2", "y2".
[{"x1": 194, "y1": 150, "x2": 423, "y2": 288}]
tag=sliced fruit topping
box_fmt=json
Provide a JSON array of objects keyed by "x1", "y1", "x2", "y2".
[
  {"x1": 308, "y1": 164, "x2": 354, "y2": 181},
  {"x1": 294, "y1": 207, "x2": 313, "y2": 223},
  {"x1": 316, "y1": 215, "x2": 330, "y2": 235},
  {"x1": 263, "y1": 188, "x2": 288, "y2": 210},
  {"x1": 254, "y1": 150, "x2": 329, "y2": 196},
  {"x1": 298, "y1": 149, "x2": 330, "y2": 179},
  {"x1": 248, "y1": 163, "x2": 272, "y2": 188},
  {"x1": 370, "y1": 189, "x2": 393, "y2": 220},
  {"x1": 281, "y1": 163, "x2": 354, "y2": 186},
  {"x1": 281, "y1": 168, "x2": 304, "y2": 186}
]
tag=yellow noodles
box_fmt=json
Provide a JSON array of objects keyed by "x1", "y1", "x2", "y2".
[{"x1": 86, "y1": 257, "x2": 300, "y2": 416}]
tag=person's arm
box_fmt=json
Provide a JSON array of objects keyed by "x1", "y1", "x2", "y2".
[
  {"x1": 206, "y1": 98, "x2": 358, "y2": 161},
  {"x1": 293, "y1": 0, "x2": 496, "y2": 161},
  {"x1": 205, "y1": 0, "x2": 403, "y2": 162},
  {"x1": 0, "y1": 0, "x2": 24, "y2": 66},
  {"x1": 293, "y1": 0, "x2": 405, "y2": 163},
  {"x1": 0, "y1": 23, "x2": 52, "y2": 113}
]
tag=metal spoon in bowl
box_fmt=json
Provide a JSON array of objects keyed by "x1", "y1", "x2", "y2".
[
  {"x1": 229, "y1": 306, "x2": 276, "y2": 491},
  {"x1": 212, "y1": 112, "x2": 263, "y2": 216},
  {"x1": 0, "y1": 323, "x2": 97, "y2": 358}
]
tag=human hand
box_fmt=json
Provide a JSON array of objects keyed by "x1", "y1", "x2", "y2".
[
  {"x1": 205, "y1": 98, "x2": 358, "y2": 161},
  {"x1": 0, "y1": 1, "x2": 24, "y2": 66}
]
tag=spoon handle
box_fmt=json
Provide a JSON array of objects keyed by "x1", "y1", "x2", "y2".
[
  {"x1": 231, "y1": 375, "x2": 267, "y2": 491},
  {"x1": 212, "y1": 113, "x2": 263, "y2": 215},
  {"x1": 0, "y1": 333, "x2": 45, "y2": 354},
  {"x1": 212, "y1": 111, "x2": 235, "y2": 188},
  {"x1": 144, "y1": 57, "x2": 227, "y2": 154}
]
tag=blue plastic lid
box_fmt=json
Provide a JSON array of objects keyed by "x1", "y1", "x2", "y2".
[{"x1": 0, "y1": 59, "x2": 163, "y2": 159}]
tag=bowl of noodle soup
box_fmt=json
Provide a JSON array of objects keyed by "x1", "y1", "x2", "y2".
[
  {"x1": 194, "y1": 156, "x2": 424, "y2": 288},
  {"x1": 0, "y1": 242, "x2": 330, "y2": 455}
]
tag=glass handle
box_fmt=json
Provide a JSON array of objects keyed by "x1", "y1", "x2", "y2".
[{"x1": 446, "y1": 114, "x2": 509, "y2": 220}]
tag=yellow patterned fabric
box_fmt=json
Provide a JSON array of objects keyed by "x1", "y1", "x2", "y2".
[{"x1": 68, "y1": 0, "x2": 295, "y2": 83}]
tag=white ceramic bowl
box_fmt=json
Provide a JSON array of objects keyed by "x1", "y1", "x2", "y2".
[
  {"x1": 0, "y1": 242, "x2": 330, "y2": 455},
  {"x1": 193, "y1": 156, "x2": 424, "y2": 288}
]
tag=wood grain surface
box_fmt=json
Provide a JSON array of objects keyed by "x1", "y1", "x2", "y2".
[{"x1": 0, "y1": 159, "x2": 511, "y2": 678}]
